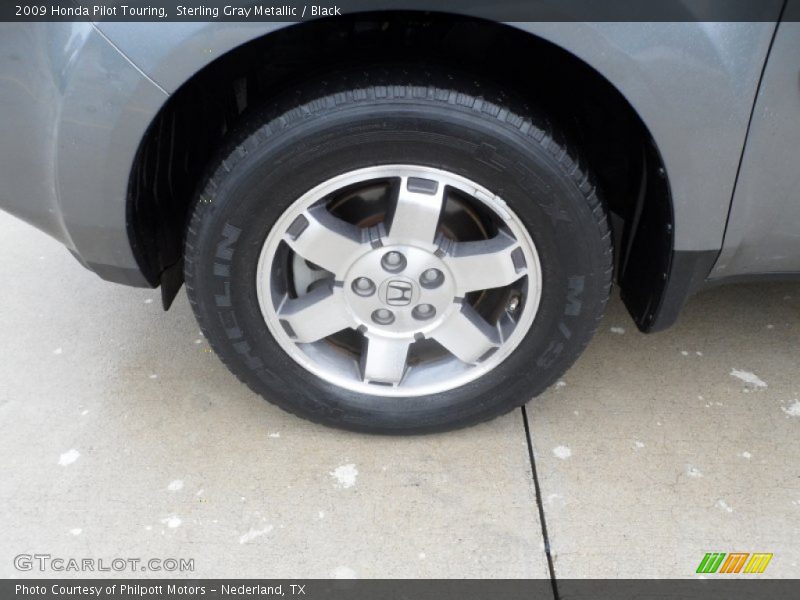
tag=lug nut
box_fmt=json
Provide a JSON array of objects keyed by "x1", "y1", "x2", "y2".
[
  {"x1": 384, "y1": 252, "x2": 402, "y2": 266},
  {"x1": 381, "y1": 251, "x2": 406, "y2": 273},
  {"x1": 419, "y1": 268, "x2": 444, "y2": 289},
  {"x1": 372, "y1": 309, "x2": 395, "y2": 325},
  {"x1": 412, "y1": 304, "x2": 436, "y2": 321},
  {"x1": 351, "y1": 277, "x2": 376, "y2": 297}
]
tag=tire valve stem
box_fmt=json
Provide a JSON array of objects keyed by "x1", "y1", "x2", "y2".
[{"x1": 507, "y1": 294, "x2": 521, "y2": 313}]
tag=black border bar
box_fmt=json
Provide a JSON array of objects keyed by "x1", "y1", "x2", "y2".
[
  {"x1": 4, "y1": 579, "x2": 800, "y2": 599},
  {"x1": 2, "y1": 0, "x2": 797, "y2": 22}
]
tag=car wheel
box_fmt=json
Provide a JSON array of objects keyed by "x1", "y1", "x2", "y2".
[{"x1": 184, "y1": 70, "x2": 613, "y2": 434}]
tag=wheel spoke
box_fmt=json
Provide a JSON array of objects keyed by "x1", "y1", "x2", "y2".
[
  {"x1": 361, "y1": 336, "x2": 412, "y2": 385},
  {"x1": 430, "y1": 303, "x2": 500, "y2": 364},
  {"x1": 443, "y1": 232, "x2": 527, "y2": 295},
  {"x1": 277, "y1": 284, "x2": 353, "y2": 343},
  {"x1": 386, "y1": 176, "x2": 446, "y2": 246},
  {"x1": 283, "y1": 205, "x2": 366, "y2": 278}
]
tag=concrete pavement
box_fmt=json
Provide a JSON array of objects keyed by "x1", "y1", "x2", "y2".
[
  {"x1": 0, "y1": 212, "x2": 548, "y2": 580},
  {"x1": 528, "y1": 282, "x2": 800, "y2": 579},
  {"x1": 1, "y1": 210, "x2": 798, "y2": 581}
]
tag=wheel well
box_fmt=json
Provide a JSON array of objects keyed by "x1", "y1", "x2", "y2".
[{"x1": 128, "y1": 12, "x2": 671, "y2": 321}]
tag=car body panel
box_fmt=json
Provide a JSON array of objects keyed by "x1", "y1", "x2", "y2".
[
  {"x1": 0, "y1": 10, "x2": 796, "y2": 328},
  {"x1": 0, "y1": 23, "x2": 166, "y2": 286},
  {"x1": 711, "y1": 21, "x2": 800, "y2": 278},
  {"x1": 0, "y1": 24, "x2": 77, "y2": 248},
  {"x1": 97, "y1": 19, "x2": 777, "y2": 256}
]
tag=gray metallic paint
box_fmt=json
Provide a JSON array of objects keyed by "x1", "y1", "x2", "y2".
[
  {"x1": 96, "y1": 19, "x2": 778, "y2": 256},
  {"x1": 0, "y1": 23, "x2": 166, "y2": 286},
  {"x1": 1, "y1": 14, "x2": 797, "y2": 311},
  {"x1": 711, "y1": 21, "x2": 800, "y2": 278}
]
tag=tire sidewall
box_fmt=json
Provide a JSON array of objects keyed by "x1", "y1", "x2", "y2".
[{"x1": 187, "y1": 95, "x2": 609, "y2": 433}]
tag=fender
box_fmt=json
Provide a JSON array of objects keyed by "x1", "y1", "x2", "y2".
[
  {"x1": 5, "y1": 11, "x2": 775, "y2": 330},
  {"x1": 95, "y1": 16, "x2": 778, "y2": 329}
]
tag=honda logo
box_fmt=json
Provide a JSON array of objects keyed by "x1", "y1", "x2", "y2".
[{"x1": 385, "y1": 281, "x2": 414, "y2": 306}]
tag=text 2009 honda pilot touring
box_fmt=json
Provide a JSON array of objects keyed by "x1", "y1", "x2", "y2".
[{"x1": 2, "y1": 7, "x2": 798, "y2": 432}]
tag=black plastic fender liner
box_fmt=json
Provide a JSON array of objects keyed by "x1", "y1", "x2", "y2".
[
  {"x1": 631, "y1": 249, "x2": 720, "y2": 332},
  {"x1": 617, "y1": 141, "x2": 717, "y2": 333},
  {"x1": 159, "y1": 259, "x2": 185, "y2": 310}
]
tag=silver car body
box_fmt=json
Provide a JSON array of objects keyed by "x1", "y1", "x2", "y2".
[{"x1": 1, "y1": 9, "x2": 797, "y2": 328}]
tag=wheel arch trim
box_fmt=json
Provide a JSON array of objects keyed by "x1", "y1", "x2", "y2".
[{"x1": 101, "y1": 16, "x2": 776, "y2": 328}]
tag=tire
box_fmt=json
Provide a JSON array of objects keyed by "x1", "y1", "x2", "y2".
[{"x1": 184, "y1": 68, "x2": 613, "y2": 434}]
